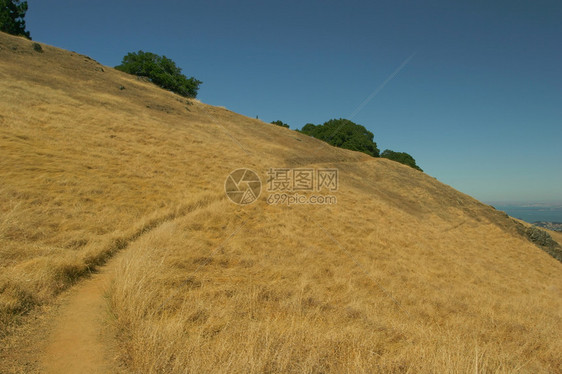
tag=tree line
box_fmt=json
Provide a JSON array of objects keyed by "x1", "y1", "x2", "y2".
[{"x1": 271, "y1": 118, "x2": 423, "y2": 171}]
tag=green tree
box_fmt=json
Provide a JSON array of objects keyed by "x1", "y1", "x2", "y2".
[
  {"x1": 0, "y1": 0, "x2": 30, "y2": 39},
  {"x1": 271, "y1": 120, "x2": 289, "y2": 128},
  {"x1": 116, "y1": 51, "x2": 202, "y2": 98},
  {"x1": 381, "y1": 149, "x2": 423, "y2": 171},
  {"x1": 300, "y1": 118, "x2": 380, "y2": 157}
]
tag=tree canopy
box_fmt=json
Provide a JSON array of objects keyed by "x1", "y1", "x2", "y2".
[
  {"x1": 381, "y1": 149, "x2": 423, "y2": 171},
  {"x1": 300, "y1": 118, "x2": 380, "y2": 157},
  {"x1": 0, "y1": 0, "x2": 30, "y2": 39},
  {"x1": 116, "y1": 51, "x2": 202, "y2": 98}
]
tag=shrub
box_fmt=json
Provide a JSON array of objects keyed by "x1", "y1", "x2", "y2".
[
  {"x1": 381, "y1": 149, "x2": 423, "y2": 171},
  {"x1": 300, "y1": 118, "x2": 380, "y2": 157},
  {"x1": 116, "y1": 51, "x2": 202, "y2": 98},
  {"x1": 271, "y1": 120, "x2": 290, "y2": 128}
]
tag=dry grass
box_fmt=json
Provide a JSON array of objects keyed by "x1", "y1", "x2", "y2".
[
  {"x1": 549, "y1": 230, "x2": 562, "y2": 245},
  {"x1": 1, "y1": 32, "x2": 561, "y2": 372},
  {"x1": 109, "y1": 175, "x2": 562, "y2": 373}
]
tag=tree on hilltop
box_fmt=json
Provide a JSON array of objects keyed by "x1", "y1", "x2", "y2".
[
  {"x1": 0, "y1": 0, "x2": 31, "y2": 39},
  {"x1": 300, "y1": 118, "x2": 380, "y2": 157},
  {"x1": 271, "y1": 120, "x2": 290, "y2": 128},
  {"x1": 116, "y1": 51, "x2": 202, "y2": 98},
  {"x1": 381, "y1": 149, "x2": 423, "y2": 171}
]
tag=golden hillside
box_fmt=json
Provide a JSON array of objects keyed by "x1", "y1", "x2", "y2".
[{"x1": 0, "y1": 32, "x2": 561, "y2": 373}]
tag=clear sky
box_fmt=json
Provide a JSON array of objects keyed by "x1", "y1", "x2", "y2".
[{"x1": 25, "y1": 0, "x2": 562, "y2": 204}]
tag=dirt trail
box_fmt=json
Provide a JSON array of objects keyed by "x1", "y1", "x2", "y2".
[
  {"x1": 40, "y1": 259, "x2": 122, "y2": 374},
  {"x1": 34, "y1": 207, "x2": 209, "y2": 373}
]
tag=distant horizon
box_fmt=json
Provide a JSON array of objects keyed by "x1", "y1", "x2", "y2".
[
  {"x1": 490, "y1": 203, "x2": 562, "y2": 224},
  {"x1": 487, "y1": 202, "x2": 562, "y2": 207}
]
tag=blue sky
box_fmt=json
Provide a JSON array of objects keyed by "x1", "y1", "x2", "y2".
[{"x1": 26, "y1": 0, "x2": 562, "y2": 204}]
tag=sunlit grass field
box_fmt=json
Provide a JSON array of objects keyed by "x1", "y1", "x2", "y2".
[{"x1": 1, "y1": 32, "x2": 561, "y2": 373}]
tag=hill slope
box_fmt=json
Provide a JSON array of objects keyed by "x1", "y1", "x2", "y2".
[{"x1": 0, "y1": 33, "x2": 561, "y2": 373}]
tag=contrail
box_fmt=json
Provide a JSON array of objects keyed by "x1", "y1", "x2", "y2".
[
  {"x1": 348, "y1": 50, "x2": 418, "y2": 120},
  {"x1": 324, "y1": 50, "x2": 418, "y2": 145}
]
